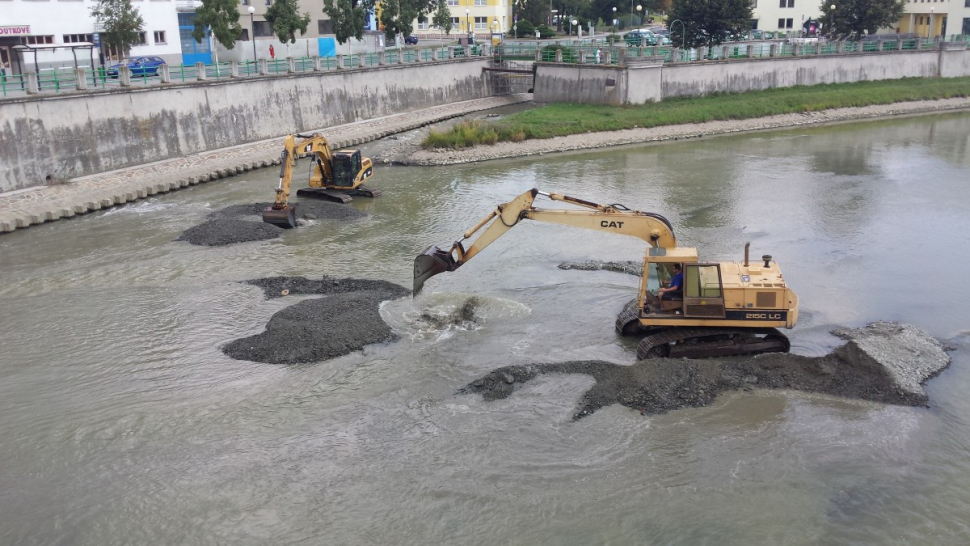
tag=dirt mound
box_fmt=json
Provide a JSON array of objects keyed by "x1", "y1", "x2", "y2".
[
  {"x1": 175, "y1": 218, "x2": 283, "y2": 246},
  {"x1": 224, "y1": 276, "x2": 410, "y2": 364},
  {"x1": 558, "y1": 260, "x2": 643, "y2": 277},
  {"x1": 460, "y1": 322, "x2": 951, "y2": 420},
  {"x1": 177, "y1": 201, "x2": 367, "y2": 246}
]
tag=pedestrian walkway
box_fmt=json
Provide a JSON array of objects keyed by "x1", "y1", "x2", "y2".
[{"x1": 0, "y1": 95, "x2": 531, "y2": 233}]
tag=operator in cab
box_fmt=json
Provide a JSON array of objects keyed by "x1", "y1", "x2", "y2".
[{"x1": 657, "y1": 263, "x2": 684, "y2": 301}]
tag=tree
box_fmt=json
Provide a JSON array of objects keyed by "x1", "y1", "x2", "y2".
[
  {"x1": 192, "y1": 0, "x2": 242, "y2": 64},
  {"x1": 323, "y1": 0, "x2": 371, "y2": 44},
  {"x1": 379, "y1": 0, "x2": 435, "y2": 42},
  {"x1": 265, "y1": 0, "x2": 312, "y2": 43},
  {"x1": 819, "y1": 0, "x2": 906, "y2": 40},
  {"x1": 89, "y1": 0, "x2": 144, "y2": 59},
  {"x1": 668, "y1": 0, "x2": 752, "y2": 51},
  {"x1": 432, "y1": 0, "x2": 454, "y2": 35}
]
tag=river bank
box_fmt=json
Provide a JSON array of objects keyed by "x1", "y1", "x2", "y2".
[{"x1": 403, "y1": 97, "x2": 970, "y2": 165}]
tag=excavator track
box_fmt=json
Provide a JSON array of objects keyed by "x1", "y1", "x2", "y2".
[
  {"x1": 615, "y1": 301, "x2": 643, "y2": 336},
  {"x1": 637, "y1": 327, "x2": 790, "y2": 360},
  {"x1": 355, "y1": 185, "x2": 381, "y2": 198},
  {"x1": 296, "y1": 188, "x2": 353, "y2": 203}
]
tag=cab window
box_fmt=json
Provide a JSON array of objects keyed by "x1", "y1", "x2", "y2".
[{"x1": 685, "y1": 265, "x2": 722, "y2": 298}]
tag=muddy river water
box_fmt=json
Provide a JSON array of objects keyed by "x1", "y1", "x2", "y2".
[{"x1": 2, "y1": 112, "x2": 970, "y2": 545}]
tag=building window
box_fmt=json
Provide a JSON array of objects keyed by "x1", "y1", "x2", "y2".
[
  {"x1": 26, "y1": 35, "x2": 55, "y2": 45},
  {"x1": 778, "y1": 18, "x2": 785, "y2": 29},
  {"x1": 63, "y1": 33, "x2": 94, "y2": 43},
  {"x1": 788, "y1": 0, "x2": 794, "y2": 6},
  {"x1": 253, "y1": 21, "x2": 273, "y2": 37},
  {"x1": 136, "y1": 31, "x2": 147, "y2": 45},
  {"x1": 239, "y1": 28, "x2": 250, "y2": 41},
  {"x1": 786, "y1": 18, "x2": 793, "y2": 28},
  {"x1": 153, "y1": 30, "x2": 166, "y2": 44},
  {"x1": 751, "y1": 19, "x2": 758, "y2": 29},
  {"x1": 417, "y1": 16, "x2": 428, "y2": 30},
  {"x1": 241, "y1": 0, "x2": 249, "y2": 4},
  {"x1": 447, "y1": 0, "x2": 457, "y2": 5},
  {"x1": 474, "y1": 16, "x2": 487, "y2": 29},
  {"x1": 451, "y1": 17, "x2": 460, "y2": 27},
  {"x1": 318, "y1": 19, "x2": 332, "y2": 34},
  {"x1": 474, "y1": 0, "x2": 486, "y2": 5},
  {"x1": 963, "y1": 17, "x2": 970, "y2": 34},
  {"x1": 265, "y1": 0, "x2": 271, "y2": 5},
  {"x1": 778, "y1": 0, "x2": 784, "y2": 6},
  {"x1": 965, "y1": 0, "x2": 970, "y2": 6}
]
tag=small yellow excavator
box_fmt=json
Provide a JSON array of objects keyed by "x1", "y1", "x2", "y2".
[
  {"x1": 413, "y1": 188, "x2": 799, "y2": 359},
  {"x1": 262, "y1": 133, "x2": 377, "y2": 228}
]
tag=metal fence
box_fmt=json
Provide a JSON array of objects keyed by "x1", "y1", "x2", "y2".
[
  {"x1": 1, "y1": 45, "x2": 492, "y2": 99},
  {"x1": 497, "y1": 36, "x2": 969, "y2": 67}
]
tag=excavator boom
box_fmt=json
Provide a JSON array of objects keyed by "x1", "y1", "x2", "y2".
[{"x1": 413, "y1": 188, "x2": 676, "y2": 294}]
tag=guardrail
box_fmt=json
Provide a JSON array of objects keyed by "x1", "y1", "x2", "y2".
[
  {"x1": 503, "y1": 36, "x2": 969, "y2": 67},
  {"x1": 0, "y1": 45, "x2": 493, "y2": 99}
]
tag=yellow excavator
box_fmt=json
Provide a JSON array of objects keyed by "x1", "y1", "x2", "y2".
[
  {"x1": 262, "y1": 133, "x2": 377, "y2": 228},
  {"x1": 413, "y1": 188, "x2": 799, "y2": 359}
]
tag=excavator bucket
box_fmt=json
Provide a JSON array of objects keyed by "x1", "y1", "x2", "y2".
[
  {"x1": 413, "y1": 246, "x2": 459, "y2": 295},
  {"x1": 262, "y1": 205, "x2": 298, "y2": 229}
]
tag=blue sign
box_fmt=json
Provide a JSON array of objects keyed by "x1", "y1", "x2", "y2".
[{"x1": 92, "y1": 33, "x2": 101, "y2": 46}]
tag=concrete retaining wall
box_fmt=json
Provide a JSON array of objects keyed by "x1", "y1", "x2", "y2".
[
  {"x1": 533, "y1": 64, "x2": 626, "y2": 105},
  {"x1": 662, "y1": 51, "x2": 940, "y2": 97},
  {"x1": 0, "y1": 58, "x2": 491, "y2": 193},
  {"x1": 535, "y1": 46, "x2": 970, "y2": 106}
]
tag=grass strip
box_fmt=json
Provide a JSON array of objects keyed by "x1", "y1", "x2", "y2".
[{"x1": 422, "y1": 77, "x2": 970, "y2": 149}]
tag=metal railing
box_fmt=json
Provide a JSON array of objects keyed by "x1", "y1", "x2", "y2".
[{"x1": 1, "y1": 45, "x2": 493, "y2": 99}]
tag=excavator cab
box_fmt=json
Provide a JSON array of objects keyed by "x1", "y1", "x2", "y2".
[{"x1": 331, "y1": 151, "x2": 361, "y2": 187}]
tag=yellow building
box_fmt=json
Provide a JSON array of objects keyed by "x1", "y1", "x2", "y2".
[
  {"x1": 894, "y1": 2, "x2": 969, "y2": 38},
  {"x1": 414, "y1": 0, "x2": 512, "y2": 35}
]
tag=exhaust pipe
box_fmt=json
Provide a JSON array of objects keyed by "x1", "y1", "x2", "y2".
[
  {"x1": 413, "y1": 246, "x2": 460, "y2": 295},
  {"x1": 744, "y1": 242, "x2": 750, "y2": 267}
]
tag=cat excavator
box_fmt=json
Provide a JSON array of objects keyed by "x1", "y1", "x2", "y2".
[
  {"x1": 413, "y1": 188, "x2": 799, "y2": 360},
  {"x1": 262, "y1": 133, "x2": 378, "y2": 228}
]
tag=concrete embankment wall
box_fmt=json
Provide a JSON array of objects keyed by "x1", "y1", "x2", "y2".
[
  {"x1": 534, "y1": 45, "x2": 970, "y2": 105},
  {"x1": 0, "y1": 58, "x2": 491, "y2": 193}
]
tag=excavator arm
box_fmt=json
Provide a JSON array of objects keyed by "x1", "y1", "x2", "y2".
[
  {"x1": 262, "y1": 133, "x2": 336, "y2": 228},
  {"x1": 413, "y1": 188, "x2": 676, "y2": 294}
]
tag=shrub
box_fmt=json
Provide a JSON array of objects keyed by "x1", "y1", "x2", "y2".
[
  {"x1": 515, "y1": 20, "x2": 536, "y2": 38},
  {"x1": 536, "y1": 25, "x2": 556, "y2": 39}
]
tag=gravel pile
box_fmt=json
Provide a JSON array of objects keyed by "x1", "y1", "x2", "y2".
[
  {"x1": 558, "y1": 260, "x2": 643, "y2": 277},
  {"x1": 177, "y1": 201, "x2": 367, "y2": 246},
  {"x1": 224, "y1": 276, "x2": 410, "y2": 364},
  {"x1": 460, "y1": 321, "x2": 951, "y2": 420}
]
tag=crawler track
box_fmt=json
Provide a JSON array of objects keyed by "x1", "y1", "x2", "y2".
[{"x1": 637, "y1": 327, "x2": 790, "y2": 360}]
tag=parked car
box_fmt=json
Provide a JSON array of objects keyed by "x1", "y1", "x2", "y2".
[
  {"x1": 404, "y1": 35, "x2": 419, "y2": 45},
  {"x1": 105, "y1": 56, "x2": 166, "y2": 77},
  {"x1": 624, "y1": 30, "x2": 658, "y2": 46}
]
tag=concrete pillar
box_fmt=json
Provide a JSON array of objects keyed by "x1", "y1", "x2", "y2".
[
  {"x1": 229, "y1": 61, "x2": 239, "y2": 78},
  {"x1": 769, "y1": 43, "x2": 778, "y2": 57},
  {"x1": 448, "y1": 47, "x2": 454, "y2": 59},
  {"x1": 464, "y1": 46, "x2": 471, "y2": 57},
  {"x1": 897, "y1": 39, "x2": 904, "y2": 51},
  {"x1": 159, "y1": 63, "x2": 171, "y2": 83},
  {"x1": 535, "y1": 49, "x2": 541, "y2": 62},
  {"x1": 746, "y1": 45, "x2": 754, "y2": 58},
  {"x1": 194, "y1": 62, "x2": 206, "y2": 81},
  {"x1": 816, "y1": 42, "x2": 823, "y2": 55},
  {"x1": 722, "y1": 45, "x2": 730, "y2": 59},
  {"x1": 75, "y1": 68, "x2": 87, "y2": 90},
  {"x1": 579, "y1": 50, "x2": 586, "y2": 63},
  {"x1": 671, "y1": 48, "x2": 679, "y2": 62},
  {"x1": 379, "y1": 52, "x2": 387, "y2": 65},
  {"x1": 617, "y1": 48, "x2": 625, "y2": 65},
  {"x1": 792, "y1": 43, "x2": 800, "y2": 56},
  {"x1": 398, "y1": 49, "x2": 405, "y2": 64},
  {"x1": 555, "y1": 50, "x2": 563, "y2": 62},
  {"x1": 23, "y1": 72, "x2": 37, "y2": 93},
  {"x1": 837, "y1": 41, "x2": 845, "y2": 53},
  {"x1": 119, "y1": 65, "x2": 132, "y2": 86},
  {"x1": 286, "y1": 57, "x2": 295, "y2": 73},
  {"x1": 336, "y1": 54, "x2": 344, "y2": 69},
  {"x1": 258, "y1": 59, "x2": 269, "y2": 75}
]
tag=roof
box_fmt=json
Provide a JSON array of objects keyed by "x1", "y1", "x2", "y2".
[{"x1": 13, "y1": 43, "x2": 96, "y2": 50}]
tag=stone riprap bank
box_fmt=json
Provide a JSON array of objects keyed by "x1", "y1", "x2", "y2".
[{"x1": 0, "y1": 57, "x2": 492, "y2": 193}]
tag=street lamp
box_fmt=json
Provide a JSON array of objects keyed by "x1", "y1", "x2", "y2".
[
  {"x1": 829, "y1": 5, "x2": 836, "y2": 39},
  {"x1": 248, "y1": 6, "x2": 256, "y2": 63},
  {"x1": 466, "y1": 8, "x2": 471, "y2": 37},
  {"x1": 636, "y1": 5, "x2": 642, "y2": 28},
  {"x1": 571, "y1": 19, "x2": 578, "y2": 37},
  {"x1": 670, "y1": 18, "x2": 685, "y2": 49},
  {"x1": 929, "y1": 7, "x2": 934, "y2": 39},
  {"x1": 612, "y1": 6, "x2": 617, "y2": 34}
]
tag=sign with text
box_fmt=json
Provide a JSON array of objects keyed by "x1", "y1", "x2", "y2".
[{"x1": 0, "y1": 26, "x2": 31, "y2": 36}]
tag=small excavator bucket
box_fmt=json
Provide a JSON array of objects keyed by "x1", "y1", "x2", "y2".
[
  {"x1": 413, "y1": 246, "x2": 459, "y2": 295},
  {"x1": 262, "y1": 205, "x2": 298, "y2": 229}
]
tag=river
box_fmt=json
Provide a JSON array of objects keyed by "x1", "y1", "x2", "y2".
[{"x1": 1, "y1": 112, "x2": 969, "y2": 545}]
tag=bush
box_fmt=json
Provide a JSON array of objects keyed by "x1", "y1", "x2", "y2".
[
  {"x1": 542, "y1": 44, "x2": 578, "y2": 63},
  {"x1": 515, "y1": 20, "x2": 536, "y2": 38},
  {"x1": 536, "y1": 25, "x2": 556, "y2": 39}
]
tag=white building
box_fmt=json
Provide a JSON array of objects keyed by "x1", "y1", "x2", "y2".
[
  {"x1": 1, "y1": 0, "x2": 182, "y2": 74},
  {"x1": 752, "y1": 0, "x2": 970, "y2": 38}
]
